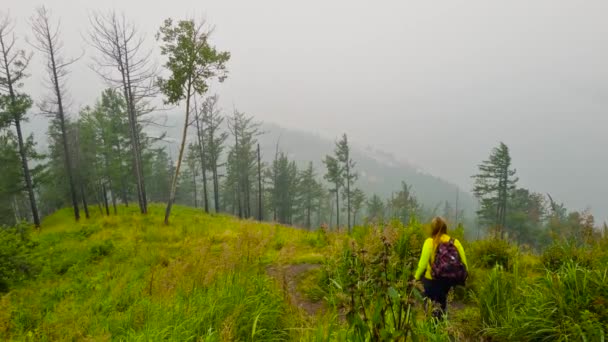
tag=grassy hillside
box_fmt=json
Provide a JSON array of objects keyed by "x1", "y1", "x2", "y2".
[
  {"x1": 1, "y1": 206, "x2": 607, "y2": 341},
  {"x1": 1, "y1": 205, "x2": 337, "y2": 341}
]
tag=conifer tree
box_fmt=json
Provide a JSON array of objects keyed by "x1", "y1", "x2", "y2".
[
  {"x1": 0, "y1": 13, "x2": 40, "y2": 227},
  {"x1": 472, "y1": 142, "x2": 518, "y2": 238}
]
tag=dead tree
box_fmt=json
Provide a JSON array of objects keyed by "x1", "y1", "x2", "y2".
[
  {"x1": 30, "y1": 6, "x2": 81, "y2": 221},
  {"x1": 88, "y1": 11, "x2": 157, "y2": 215}
]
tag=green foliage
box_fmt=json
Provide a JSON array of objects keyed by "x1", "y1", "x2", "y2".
[
  {"x1": 472, "y1": 142, "x2": 518, "y2": 235},
  {"x1": 366, "y1": 194, "x2": 386, "y2": 224},
  {"x1": 0, "y1": 223, "x2": 38, "y2": 292},
  {"x1": 387, "y1": 181, "x2": 420, "y2": 225},
  {"x1": 479, "y1": 263, "x2": 608, "y2": 341},
  {"x1": 89, "y1": 240, "x2": 114, "y2": 260},
  {"x1": 266, "y1": 152, "x2": 299, "y2": 224},
  {"x1": 469, "y1": 238, "x2": 516, "y2": 269},
  {"x1": 156, "y1": 18, "x2": 230, "y2": 104},
  {"x1": 541, "y1": 242, "x2": 594, "y2": 271},
  {"x1": 323, "y1": 225, "x2": 426, "y2": 341}
]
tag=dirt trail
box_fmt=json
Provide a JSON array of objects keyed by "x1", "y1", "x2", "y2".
[{"x1": 267, "y1": 263, "x2": 325, "y2": 316}]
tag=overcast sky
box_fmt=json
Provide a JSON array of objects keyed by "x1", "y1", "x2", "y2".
[{"x1": 7, "y1": 0, "x2": 608, "y2": 220}]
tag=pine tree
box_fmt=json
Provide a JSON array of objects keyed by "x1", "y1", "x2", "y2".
[
  {"x1": 0, "y1": 14, "x2": 40, "y2": 227},
  {"x1": 226, "y1": 110, "x2": 260, "y2": 218},
  {"x1": 266, "y1": 152, "x2": 298, "y2": 225},
  {"x1": 390, "y1": 181, "x2": 419, "y2": 224},
  {"x1": 297, "y1": 162, "x2": 324, "y2": 229},
  {"x1": 350, "y1": 188, "x2": 366, "y2": 227},
  {"x1": 200, "y1": 95, "x2": 227, "y2": 213},
  {"x1": 367, "y1": 194, "x2": 385, "y2": 224},
  {"x1": 335, "y1": 134, "x2": 357, "y2": 232},
  {"x1": 323, "y1": 155, "x2": 343, "y2": 230},
  {"x1": 472, "y1": 142, "x2": 518, "y2": 238}
]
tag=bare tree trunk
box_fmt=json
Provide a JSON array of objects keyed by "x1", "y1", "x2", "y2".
[
  {"x1": 31, "y1": 7, "x2": 81, "y2": 222},
  {"x1": 88, "y1": 12, "x2": 155, "y2": 215},
  {"x1": 192, "y1": 166, "x2": 198, "y2": 208},
  {"x1": 122, "y1": 25, "x2": 148, "y2": 214},
  {"x1": 14, "y1": 118, "x2": 41, "y2": 227},
  {"x1": 306, "y1": 201, "x2": 311, "y2": 229},
  {"x1": 102, "y1": 182, "x2": 110, "y2": 216},
  {"x1": 111, "y1": 185, "x2": 118, "y2": 215},
  {"x1": 195, "y1": 111, "x2": 209, "y2": 213},
  {"x1": 336, "y1": 189, "x2": 340, "y2": 231},
  {"x1": 164, "y1": 82, "x2": 192, "y2": 225},
  {"x1": 345, "y1": 152, "x2": 351, "y2": 233},
  {"x1": 234, "y1": 125, "x2": 243, "y2": 219},
  {"x1": 257, "y1": 143, "x2": 263, "y2": 221},
  {"x1": 245, "y1": 179, "x2": 251, "y2": 218},
  {"x1": 213, "y1": 167, "x2": 220, "y2": 213},
  {"x1": 116, "y1": 143, "x2": 129, "y2": 206},
  {"x1": 80, "y1": 183, "x2": 90, "y2": 219},
  {"x1": 329, "y1": 196, "x2": 334, "y2": 230}
]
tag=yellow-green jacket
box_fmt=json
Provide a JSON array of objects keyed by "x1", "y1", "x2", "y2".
[{"x1": 414, "y1": 234, "x2": 468, "y2": 280}]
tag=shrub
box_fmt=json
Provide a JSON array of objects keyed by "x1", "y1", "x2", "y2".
[
  {"x1": 0, "y1": 223, "x2": 38, "y2": 292},
  {"x1": 469, "y1": 238, "x2": 516, "y2": 270},
  {"x1": 89, "y1": 240, "x2": 115, "y2": 260},
  {"x1": 541, "y1": 242, "x2": 593, "y2": 271},
  {"x1": 324, "y1": 226, "x2": 424, "y2": 341}
]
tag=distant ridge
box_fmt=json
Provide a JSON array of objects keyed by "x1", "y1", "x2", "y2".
[{"x1": 257, "y1": 122, "x2": 475, "y2": 218}]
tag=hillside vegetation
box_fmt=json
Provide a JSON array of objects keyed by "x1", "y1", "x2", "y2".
[{"x1": 2, "y1": 205, "x2": 607, "y2": 341}]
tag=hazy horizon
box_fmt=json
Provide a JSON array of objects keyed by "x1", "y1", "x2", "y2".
[{"x1": 8, "y1": 0, "x2": 608, "y2": 221}]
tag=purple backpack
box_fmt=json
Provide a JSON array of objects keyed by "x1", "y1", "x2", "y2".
[{"x1": 431, "y1": 238, "x2": 468, "y2": 285}]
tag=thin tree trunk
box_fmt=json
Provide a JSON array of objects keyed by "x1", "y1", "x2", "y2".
[
  {"x1": 257, "y1": 144, "x2": 263, "y2": 221},
  {"x1": 306, "y1": 201, "x2": 311, "y2": 229},
  {"x1": 14, "y1": 119, "x2": 41, "y2": 227},
  {"x1": 346, "y1": 149, "x2": 351, "y2": 232},
  {"x1": 102, "y1": 182, "x2": 110, "y2": 216},
  {"x1": 192, "y1": 166, "x2": 198, "y2": 208},
  {"x1": 195, "y1": 112, "x2": 209, "y2": 213},
  {"x1": 12, "y1": 195, "x2": 21, "y2": 223},
  {"x1": 80, "y1": 183, "x2": 90, "y2": 219},
  {"x1": 329, "y1": 196, "x2": 334, "y2": 230},
  {"x1": 123, "y1": 30, "x2": 148, "y2": 214},
  {"x1": 115, "y1": 142, "x2": 129, "y2": 206},
  {"x1": 111, "y1": 185, "x2": 118, "y2": 215},
  {"x1": 164, "y1": 82, "x2": 192, "y2": 225},
  {"x1": 113, "y1": 26, "x2": 146, "y2": 215},
  {"x1": 336, "y1": 189, "x2": 340, "y2": 230},
  {"x1": 42, "y1": 21, "x2": 80, "y2": 222},
  {"x1": 234, "y1": 124, "x2": 243, "y2": 219},
  {"x1": 213, "y1": 167, "x2": 220, "y2": 213},
  {"x1": 245, "y1": 178, "x2": 251, "y2": 218}
]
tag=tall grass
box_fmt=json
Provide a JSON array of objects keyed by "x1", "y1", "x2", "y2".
[
  {"x1": 0, "y1": 205, "x2": 335, "y2": 341},
  {"x1": 479, "y1": 263, "x2": 607, "y2": 341},
  {"x1": 3, "y1": 204, "x2": 608, "y2": 341}
]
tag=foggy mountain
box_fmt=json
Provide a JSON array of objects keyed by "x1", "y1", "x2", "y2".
[{"x1": 153, "y1": 118, "x2": 476, "y2": 219}]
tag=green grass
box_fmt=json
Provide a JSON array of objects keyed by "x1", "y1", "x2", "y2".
[
  {"x1": 2, "y1": 205, "x2": 607, "y2": 341},
  {"x1": 0, "y1": 204, "x2": 340, "y2": 341}
]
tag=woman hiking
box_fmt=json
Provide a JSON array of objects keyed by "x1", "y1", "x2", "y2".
[{"x1": 414, "y1": 216, "x2": 468, "y2": 318}]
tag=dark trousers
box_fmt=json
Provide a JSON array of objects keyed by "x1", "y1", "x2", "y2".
[{"x1": 422, "y1": 278, "x2": 453, "y2": 316}]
